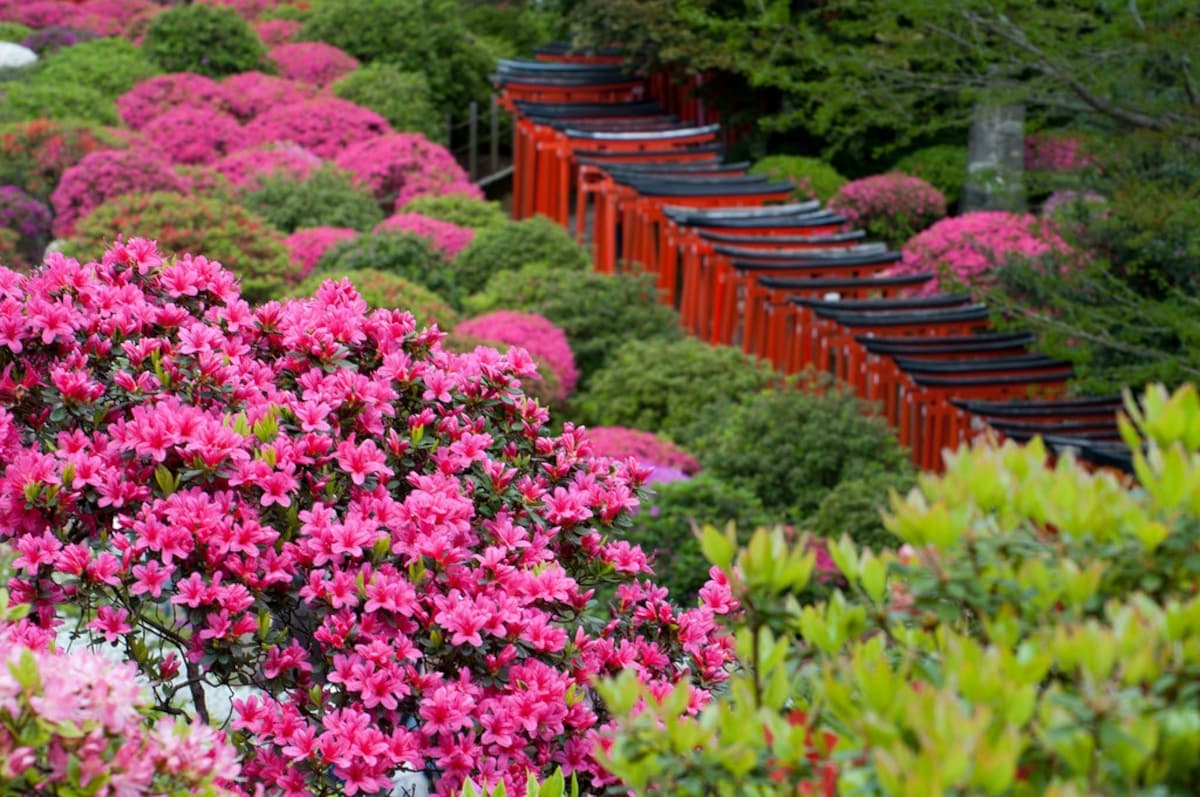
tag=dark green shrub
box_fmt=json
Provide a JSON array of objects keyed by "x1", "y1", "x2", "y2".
[
  {"x1": 749, "y1": 155, "x2": 846, "y2": 202},
  {"x1": 315, "y1": 231, "x2": 458, "y2": 305},
  {"x1": 623, "y1": 474, "x2": 772, "y2": 602},
  {"x1": 692, "y1": 385, "x2": 913, "y2": 523},
  {"x1": 892, "y1": 144, "x2": 968, "y2": 209},
  {"x1": 575, "y1": 338, "x2": 776, "y2": 446},
  {"x1": 332, "y1": 64, "x2": 443, "y2": 142},
  {"x1": 805, "y1": 469, "x2": 914, "y2": 551},
  {"x1": 64, "y1": 191, "x2": 296, "y2": 303},
  {"x1": 0, "y1": 82, "x2": 117, "y2": 125},
  {"x1": 400, "y1": 193, "x2": 507, "y2": 231},
  {"x1": 465, "y1": 264, "x2": 682, "y2": 386},
  {"x1": 300, "y1": 0, "x2": 493, "y2": 113},
  {"x1": 452, "y1": 215, "x2": 590, "y2": 295},
  {"x1": 239, "y1": 165, "x2": 384, "y2": 234},
  {"x1": 32, "y1": 38, "x2": 158, "y2": 99},
  {"x1": 291, "y1": 267, "x2": 458, "y2": 328},
  {"x1": 462, "y1": 2, "x2": 559, "y2": 59},
  {"x1": 143, "y1": 5, "x2": 268, "y2": 78},
  {"x1": 0, "y1": 23, "x2": 32, "y2": 42}
]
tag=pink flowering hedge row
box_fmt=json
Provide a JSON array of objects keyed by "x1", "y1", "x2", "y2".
[
  {"x1": 0, "y1": 240, "x2": 735, "y2": 796},
  {"x1": 0, "y1": 623, "x2": 241, "y2": 795},
  {"x1": 889, "y1": 210, "x2": 1079, "y2": 295}
]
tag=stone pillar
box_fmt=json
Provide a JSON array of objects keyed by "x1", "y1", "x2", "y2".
[{"x1": 963, "y1": 104, "x2": 1026, "y2": 212}]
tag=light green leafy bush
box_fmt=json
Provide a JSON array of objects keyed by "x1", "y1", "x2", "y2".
[
  {"x1": 749, "y1": 155, "x2": 846, "y2": 202},
  {"x1": 332, "y1": 63, "x2": 443, "y2": 142},
  {"x1": 239, "y1": 164, "x2": 384, "y2": 234},
  {"x1": 451, "y1": 215, "x2": 590, "y2": 295},
  {"x1": 400, "y1": 193, "x2": 508, "y2": 231}
]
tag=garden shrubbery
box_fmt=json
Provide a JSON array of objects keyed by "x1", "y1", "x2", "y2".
[
  {"x1": 0, "y1": 119, "x2": 135, "y2": 199},
  {"x1": 64, "y1": 192, "x2": 295, "y2": 300},
  {"x1": 143, "y1": 3, "x2": 267, "y2": 77},
  {"x1": 892, "y1": 144, "x2": 968, "y2": 209},
  {"x1": 454, "y1": 310, "x2": 579, "y2": 401},
  {"x1": 333, "y1": 132, "x2": 479, "y2": 213},
  {"x1": 314, "y1": 230, "x2": 459, "y2": 305},
  {"x1": 332, "y1": 62, "x2": 443, "y2": 141},
  {"x1": 32, "y1": 37, "x2": 158, "y2": 98},
  {"x1": 240, "y1": 163, "x2": 384, "y2": 233},
  {"x1": 374, "y1": 212, "x2": 475, "y2": 258},
  {"x1": 451, "y1": 214, "x2": 590, "y2": 295},
  {"x1": 828, "y1": 172, "x2": 946, "y2": 248},
  {"x1": 466, "y1": 264, "x2": 683, "y2": 386},
  {"x1": 292, "y1": 267, "x2": 459, "y2": 328},
  {"x1": 749, "y1": 155, "x2": 846, "y2": 202},
  {"x1": 0, "y1": 81, "x2": 118, "y2": 125},
  {"x1": 401, "y1": 192, "x2": 508, "y2": 231},
  {"x1": 51, "y1": 148, "x2": 185, "y2": 236},
  {"x1": 575, "y1": 338, "x2": 776, "y2": 446}
]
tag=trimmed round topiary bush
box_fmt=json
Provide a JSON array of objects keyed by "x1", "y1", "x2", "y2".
[
  {"x1": 212, "y1": 142, "x2": 320, "y2": 188},
  {"x1": 0, "y1": 239, "x2": 733, "y2": 795},
  {"x1": 140, "y1": 106, "x2": 244, "y2": 166},
  {"x1": 333, "y1": 132, "x2": 480, "y2": 213},
  {"x1": 0, "y1": 81, "x2": 117, "y2": 126},
  {"x1": 451, "y1": 214, "x2": 590, "y2": 296},
  {"x1": 891, "y1": 210, "x2": 1078, "y2": 295},
  {"x1": 299, "y1": 0, "x2": 494, "y2": 113},
  {"x1": 892, "y1": 144, "x2": 968, "y2": 209},
  {"x1": 400, "y1": 192, "x2": 508, "y2": 231},
  {"x1": 242, "y1": 97, "x2": 392, "y2": 159},
  {"x1": 291, "y1": 267, "x2": 458, "y2": 329},
  {"x1": 239, "y1": 164, "x2": 384, "y2": 234},
  {"x1": 575, "y1": 338, "x2": 777, "y2": 446},
  {"x1": 315, "y1": 230, "x2": 458, "y2": 305},
  {"x1": 466, "y1": 264, "x2": 683, "y2": 386},
  {"x1": 116, "y1": 72, "x2": 231, "y2": 130},
  {"x1": 623, "y1": 473, "x2": 772, "y2": 602},
  {"x1": 749, "y1": 155, "x2": 846, "y2": 202},
  {"x1": 691, "y1": 385, "x2": 913, "y2": 524},
  {"x1": 332, "y1": 63, "x2": 443, "y2": 141},
  {"x1": 142, "y1": 4, "x2": 267, "y2": 77},
  {"x1": 585, "y1": 426, "x2": 700, "y2": 474},
  {"x1": 374, "y1": 212, "x2": 474, "y2": 258},
  {"x1": 267, "y1": 41, "x2": 357, "y2": 88},
  {"x1": 64, "y1": 191, "x2": 295, "y2": 301},
  {"x1": 50, "y1": 148, "x2": 185, "y2": 237},
  {"x1": 218, "y1": 70, "x2": 315, "y2": 121},
  {"x1": 828, "y1": 172, "x2": 947, "y2": 248},
  {"x1": 282, "y1": 226, "x2": 357, "y2": 278},
  {"x1": 31, "y1": 37, "x2": 158, "y2": 99},
  {"x1": 454, "y1": 311, "x2": 579, "y2": 401},
  {"x1": 0, "y1": 184, "x2": 51, "y2": 268},
  {"x1": 0, "y1": 119, "x2": 136, "y2": 199}
]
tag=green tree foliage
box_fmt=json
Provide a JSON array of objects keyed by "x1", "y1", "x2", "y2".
[
  {"x1": 332, "y1": 64, "x2": 444, "y2": 142},
  {"x1": 602, "y1": 383, "x2": 1200, "y2": 797}
]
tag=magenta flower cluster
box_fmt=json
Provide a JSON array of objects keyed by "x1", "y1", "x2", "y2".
[
  {"x1": 254, "y1": 18, "x2": 300, "y2": 46},
  {"x1": 267, "y1": 42, "x2": 359, "y2": 88},
  {"x1": 582, "y1": 426, "x2": 700, "y2": 475},
  {"x1": 0, "y1": 628, "x2": 241, "y2": 794},
  {"x1": 141, "y1": 106, "x2": 245, "y2": 166},
  {"x1": 454, "y1": 311, "x2": 580, "y2": 402},
  {"x1": 0, "y1": 240, "x2": 734, "y2": 796},
  {"x1": 828, "y1": 172, "x2": 946, "y2": 246},
  {"x1": 0, "y1": 0, "x2": 156, "y2": 35},
  {"x1": 334, "y1": 133, "x2": 483, "y2": 213},
  {"x1": 243, "y1": 97, "x2": 393, "y2": 160},
  {"x1": 50, "y1": 148, "x2": 186, "y2": 237},
  {"x1": 375, "y1": 213, "x2": 476, "y2": 259},
  {"x1": 0, "y1": 185, "x2": 52, "y2": 242},
  {"x1": 116, "y1": 73, "x2": 233, "y2": 130},
  {"x1": 1024, "y1": 133, "x2": 1097, "y2": 173},
  {"x1": 219, "y1": 71, "x2": 317, "y2": 122},
  {"x1": 213, "y1": 143, "x2": 322, "y2": 188},
  {"x1": 889, "y1": 210, "x2": 1077, "y2": 295},
  {"x1": 283, "y1": 225, "x2": 358, "y2": 278}
]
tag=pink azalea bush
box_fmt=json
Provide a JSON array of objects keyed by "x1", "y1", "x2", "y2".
[
  {"x1": 583, "y1": 427, "x2": 700, "y2": 475},
  {"x1": 828, "y1": 172, "x2": 947, "y2": 247},
  {"x1": 283, "y1": 226, "x2": 358, "y2": 278},
  {"x1": 0, "y1": 240, "x2": 734, "y2": 796},
  {"x1": 242, "y1": 97, "x2": 392, "y2": 159},
  {"x1": 116, "y1": 73, "x2": 232, "y2": 130},
  {"x1": 334, "y1": 133, "x2": 482, "y2": 213},
  {"x1": 212, "y1": 143, "x2": 322, "y2": 188},
  {"x1": 889, "y1": 210, "x2": 1078, "y2": 295},
  {"x1": 50, "y1": 148, "x2": 185, "y2": 236},
  {"x1": 454, "y1": 311, "x2": 580, "y2": 401},
  {"x1": 1024, "y1": 132, "x2": 1098, "y2": 173},
  {"x1": 219, "y1": 71, "x2": 316, "y2": 122},
  {"x1": 375, "y1": 213, "x2": 475, "y2": 259},
  {"x1": 268, "y1": 42, "x2": 359, "y2": 88},
  {"x1": 0, "y1": 626, "x2": 241, "y2": 795},
  {"x1": 64, "y1": 0, "x2": 157, "y2": 37},
  {"x1": 141, "y1": 106, "x2": 244, "y2": 166},
  {"x1": 174, "y1": 164, "x2": 234, "y2": 200},
  {"x1": 0, "y1": 1, "x2": 69, "y2": 28},
  {"x1": 253, "y1": 18, "x2": 300, "y2": 46}
]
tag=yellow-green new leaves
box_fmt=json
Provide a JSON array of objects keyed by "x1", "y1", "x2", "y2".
[{"x1": 457, "y1": 769, "x2": 578, "y2": 797}]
